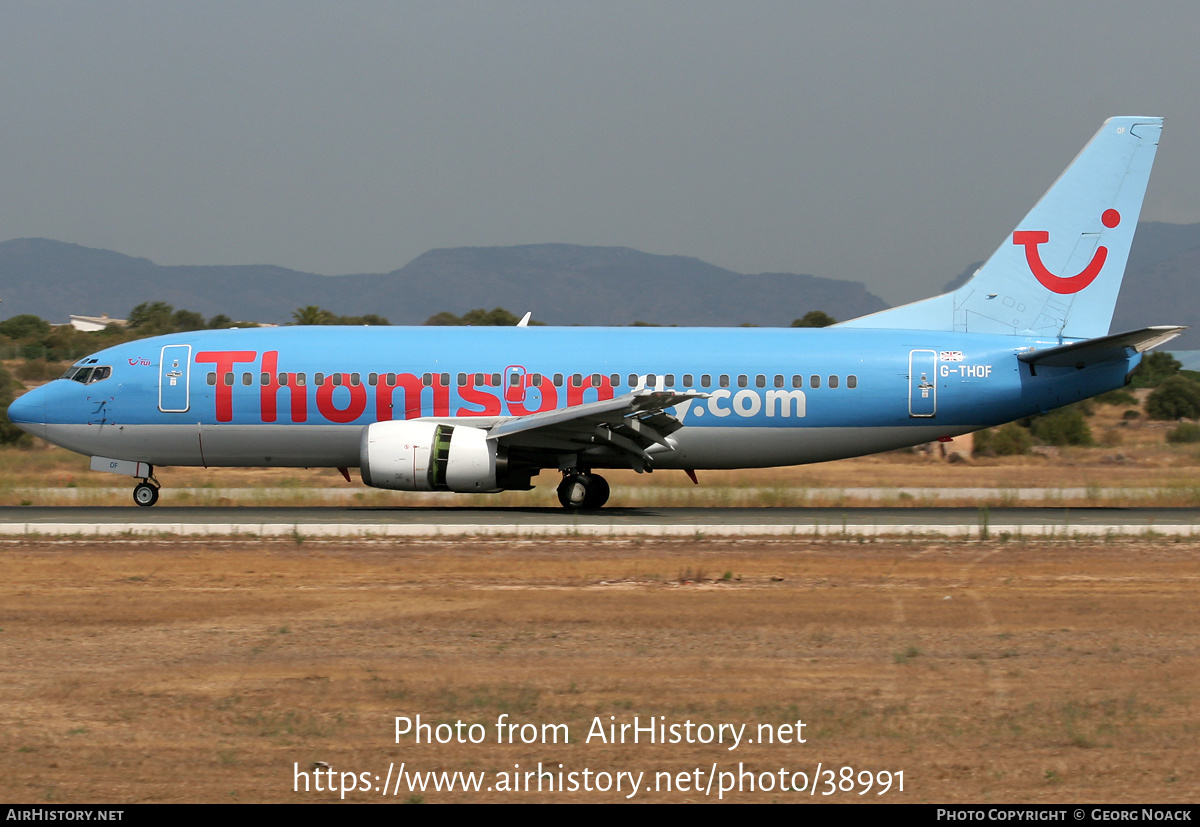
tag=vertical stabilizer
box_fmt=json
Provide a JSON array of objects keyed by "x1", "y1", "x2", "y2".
[{"x1": 838, "y1": 117, "x2": 1162, "y2": 339}]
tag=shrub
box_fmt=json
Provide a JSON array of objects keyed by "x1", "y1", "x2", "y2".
[
  {"x1": 1095, "y1": 389, "x2": 1137, "y2": 406},
  {"x1": 0, "y1": 314, "x2": 51, "y2": 340},
  {"x1": 1146, "y1": 377, "x2": 1200, "y2": 420},
  {"x1": 975, "y1": 423, "x2": 1033, "y2": 456},
  {"x1": 1130, "y1": 351, "x2": 1182, "y2": 388},
  {"x1": 1167, "y1": 422, "x2": 1200, "y2": 443},
  {"x1": 0, "y1": 365, "x2": 31, "y2": 446},
  {"x1": 1028, "y1": 407, "x2": 1094, "y2": 446}
]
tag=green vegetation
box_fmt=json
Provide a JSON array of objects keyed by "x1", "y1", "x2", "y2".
[
  {"x1": 423, "y1": 308, "x2": 539, "y2": 326},
  {"x1": 1129, "y1": 351, "x2": 1182, "y2": 388},
  {"x1": 1026, "y1": 404, "x2": 1095, "y2": 447},
  {"x1": 791, "y1": 310, "x2": 837, "y2": 328},
  {"x1": 290, "y1": 306, "x2": 389, "y2": 326},
  {"x1": 974, "y1": 422, "x2": 1034, "y2": 456},
  {"x1": 1146, "y1": 376, "x2": 1200, "y2": 420},
  {"x1": 0, "y1": 364, "x2": 30, "y2": 445},
  {"x1": 1095, "y1": 389, "x2": 1137, "y2": 406},
  {"x1": 1166, "y1": 422, "x2": 1200, "y2": 443}
]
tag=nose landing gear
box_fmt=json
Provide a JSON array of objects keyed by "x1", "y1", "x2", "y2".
[{"x1": 556, "y1": 471, "x2": 610, "y2": 510}]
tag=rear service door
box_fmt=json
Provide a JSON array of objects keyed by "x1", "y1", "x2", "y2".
[
  {"x1": 159, "y1": 344, "x2": 191, "y2": 412},
  {"x1": 908, "y1": 349, "x2": 937, "y2": 418}
]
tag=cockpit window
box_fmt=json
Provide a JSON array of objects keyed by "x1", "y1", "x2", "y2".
[{"x1": 66, "y1": 366, "x2": 112, "y2": 385}]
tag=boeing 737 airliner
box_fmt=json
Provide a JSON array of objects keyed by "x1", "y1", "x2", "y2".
[{"x1": 6, "y1": 117, "x2": 1182, "y2": 508}]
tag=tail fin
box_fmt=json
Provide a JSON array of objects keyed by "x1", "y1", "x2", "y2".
[{"x1": 838, "y1": 117, "x2": 1163, "y2": 339}]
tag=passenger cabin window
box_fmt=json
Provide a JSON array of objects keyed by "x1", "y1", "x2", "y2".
[
  {"x1": 828, "y1": 375, "x2": 840, "y2": 389},
  {"x1": 847, "y1": 374, "x2": 858, "y2": 389}
]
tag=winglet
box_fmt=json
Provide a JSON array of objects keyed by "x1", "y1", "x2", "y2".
[{"x1": 517, "y1": 311, "x2": 532, "y2": 327}]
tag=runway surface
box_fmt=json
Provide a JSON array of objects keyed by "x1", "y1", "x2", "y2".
[{"x1": 1, "y1": 506, "x2": 1198, "y2": 538}]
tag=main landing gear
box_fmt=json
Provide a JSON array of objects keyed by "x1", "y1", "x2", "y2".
[
  {"x1": 556, "y1": 470, "x2": 610, "y2": 510},
  {"x1": 133, "y1": 473, "x2": 161, "y2": 507}
]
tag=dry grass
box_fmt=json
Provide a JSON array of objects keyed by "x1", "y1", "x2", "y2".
[{"x1": 1, "y1": 536, "x2": 1198, "y2": 803}]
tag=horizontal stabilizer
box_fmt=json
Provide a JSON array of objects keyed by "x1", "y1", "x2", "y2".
[{"x1": 1018, "y1": 326, "x2": 1186, "y2": 368}]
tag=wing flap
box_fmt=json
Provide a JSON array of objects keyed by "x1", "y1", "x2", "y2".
[{"x1": 487, "y1": 389, "x2": 708, "y2": 469}]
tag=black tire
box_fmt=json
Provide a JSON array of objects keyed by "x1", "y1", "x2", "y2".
[
  {"x1": 133, "y1": 482, "x2": 159, "y2": 507},
  {"x1": 581, "y1": 474, "x2": 610, "y2": 510}
]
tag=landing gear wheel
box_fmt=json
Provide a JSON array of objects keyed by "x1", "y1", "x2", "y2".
[
  {"x1": 556, "y1": 472, "x2": 610, "y2": 510},
  {"x1": 582, "y1": 473, "x2": 610, "y2": 510},
  {"x1": 557, "y1": 474, "x2": 587, "y2": 509},
  {"x1": 133, "y1": 482, "x2": 159, "y2": 507}
]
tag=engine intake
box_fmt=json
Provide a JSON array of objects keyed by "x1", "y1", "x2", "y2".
[{"x1": 360, "y1": 421, "x2": 498, "y2": 492}]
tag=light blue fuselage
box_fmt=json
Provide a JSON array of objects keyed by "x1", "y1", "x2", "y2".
[{"x1": 8, "y1": 325, "x2": 1134, "y2": 471}]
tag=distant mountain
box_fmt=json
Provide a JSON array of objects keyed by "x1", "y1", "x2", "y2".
[
  {"x1": 4, "y1": 226, "x2": 1197, "y2": 342},
  {"x1": 0, "y1": 239, "x2": 887, "y2": 328}
]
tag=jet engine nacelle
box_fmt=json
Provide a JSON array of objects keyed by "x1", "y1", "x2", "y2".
[{"x1": 359, "y1": 421, "x2": 498, "y2": 492}]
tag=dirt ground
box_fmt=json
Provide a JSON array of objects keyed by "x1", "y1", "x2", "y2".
[{"x1": 2, "y1": 535, "x2": 1198, "y2": 803}]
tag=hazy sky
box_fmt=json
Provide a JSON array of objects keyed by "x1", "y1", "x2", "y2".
[{"x1": 3, "y1": 1, "x2": 1200, "y2": 305}]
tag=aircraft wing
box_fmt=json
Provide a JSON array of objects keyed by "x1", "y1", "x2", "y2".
[{"x1": 487, "y1": 389, "x2": 708, "y2": 472}]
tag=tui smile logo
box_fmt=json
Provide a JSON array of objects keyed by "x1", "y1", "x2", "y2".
[{"x1": 1012, "y1": 209, "x2": 1120, "y2": 294}]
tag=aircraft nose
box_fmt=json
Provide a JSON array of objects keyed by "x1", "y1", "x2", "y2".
[{"x1": 7, "y1": 385, "x2": 47, "y2": 437}]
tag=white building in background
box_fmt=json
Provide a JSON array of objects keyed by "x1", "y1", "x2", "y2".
[{"x1": 69, "y1": 314, "x2": 127, "y2": 332}]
